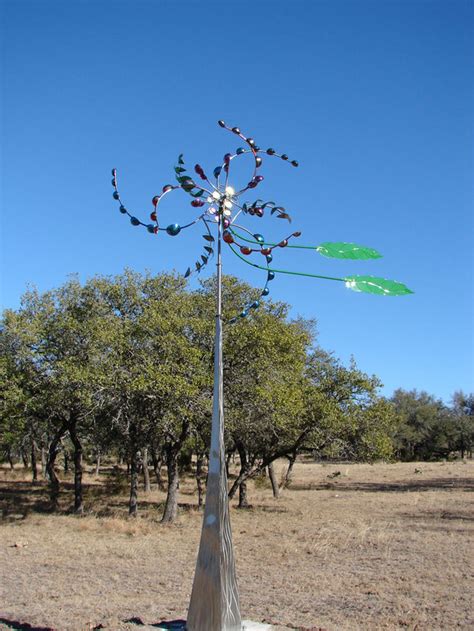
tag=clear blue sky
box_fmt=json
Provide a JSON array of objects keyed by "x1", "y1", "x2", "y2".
[{"x1": 1, "y1": 0, "x2": 473, "y2": 402}]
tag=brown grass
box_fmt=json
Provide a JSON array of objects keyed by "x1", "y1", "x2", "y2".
[{"x1": 0, "y1": 460, "x2": 473, "y2": 630}]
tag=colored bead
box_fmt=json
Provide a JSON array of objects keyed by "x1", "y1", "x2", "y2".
[
  {"x1": 147, "y1": 224, "x2": 155, "y2": 233},
  {"x1": 213, "y1": 166, "x2": 222, "y2": 178},
  {"x1": 163, "y1": 185, "x2": 173, "y2": 192},
  {"x1": 261, "y1": 247, "x2": 271, "y2": 256},
  {"x1": 292, "y1": 231, "x2": 302, "y2": 237},
  {"x1": 255, "y1": 175, "x2": 264, "y2": 183},
  {"x1": 224, "y1": 153, "x2": 231, "y2": 164},
  {"x1": 111, "y1": 168, "x2": 117, "y2": 176},
  {"x1": 218, "y1": 120, "x2": 226, "y2": 127},
  {"x1": 279, "y1": 239, "x2": 288, "y2": 248},
  {"x1": 113, "y1": 191, "x2": 119, "y2": 200},
  {"x1": 223, "y1": 218, "x2": 231, "y2": 228},
  {"x1": 250, "y1": 301, "x2": 260, "y2": 309},
  {"x1": 247, "y1": 181, "x2": 257, "y2": 189},
  {"x1": 240, "y1": 246, "x2": 252, "y2": 255},
  {"x1": 261, "y1": 287, "x2": 270, "y2": 296},
  {"x1": 119, "y1": 205, "x2": 127, "y2": 214},
  {"x1": 232, "y1": 127, "x2": 240, "y2": 134},
  {"x1": 266, "y1": 148, "x2": 275, "y2": 155},
  {"x1": 236, "y1": 147, "x2": 245, "y2": 155},
  {"x1": 266, "y1": 254, "x2": 273, "y2": 263},
  {"x1": 255, "y1": 156, "x2": 263, "y2": 168},
  {"x1": 247, "y1": 138, "x2": 255, "y2": 146},
  {"x1": 281, "y1": 154, "x2": 288, "y2": 160},
  {"x1": 240, "y1": 310, "x2": 248, "y2": 318},
  {"x1": 166, "y1": 223, "x2": 181, "y2": 236},
  {"x1": 253, "y1": 233, "x2": 265, "y2": 244},
  {"x1": 223, "y1": 230, "x2": 234, "y2": 244},
  {"x1": 291, "y1": 160, "x2": 299, "y2": 167},
  {"x1": 150, "y1": 212, "x2": 157, "y2": 221},
  {"x1": 254, "y1": 208, "x2": 264, "y2": 217},
  {"x1": 191, "y1": 199, "x2": 204, "y2": 207},
  {"x1": 254, "y1": 146, "x2": 260, "y2": 152},
  {"x1": 267, "y1": 271, "x2": 275, "y2": 281},
  {"x1": 152, "y1": 196, "x2": 160, "y2": 206},
  {"x1": 130, "y1": 217, "x2": 140, "y2": 226},
  {"x1": 111, "y1": 178, "x2": 117, "y2": 187}
]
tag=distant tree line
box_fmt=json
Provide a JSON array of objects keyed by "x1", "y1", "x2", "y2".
[{"x1": 0, "y1": 272, "x2": 472, "y2": 520}]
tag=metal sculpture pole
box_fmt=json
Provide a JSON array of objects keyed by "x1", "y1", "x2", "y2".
[
  {"x1": 111, "y1": 119, "x2": 413, "y2": 631},
  {"x1": 187, "y1": 207, "x2": 241, "y2": 631}
]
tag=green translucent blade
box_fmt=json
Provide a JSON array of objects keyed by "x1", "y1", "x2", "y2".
[
  {"x1": 344, "y1": 275, "x2": 414, "y2": 296},
  {"x1": 316, "y1": 242, "x2": 382, "y2": 260}
]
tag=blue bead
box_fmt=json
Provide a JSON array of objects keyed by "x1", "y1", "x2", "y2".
[
  {"x1": 166, "y1": 223, "x2": 181, "y2": 236},
  {"x1": 236, "y1": 147, "x2": 245, "y2": 155},
  {"x1": 113, "y1": 191, "x2": 120, "y2": 200},
  {"x1": 253, "y1": 233, "x2": 265, "y2": 244},
  {"x1": 213, "y1": 166, "x2": 222, "y2": 178},
  {"x1": 119, "y1": 205, "x2": 127, "y2": 214},
  {"x1": 266, "y1": 254, "x2": 273, "y2": 263},
  {"x1": 147, "y1": 224, "x2": 155, "y2": 233},
  {"x1": 240, "y1": 310, "x2": 248, "y2": 318},
  {"x1": 261, "y1": 287, "x2": 270, "y2": 296},
  {"x1": 130, "y1": 217, "x2": 140, "y2": 226},
  {"x1": 250, "y1": 301, "x2": 260, "y2": 309},
  {"x1": 267, "y1": 271, "x2": 275, "y2": 281}
]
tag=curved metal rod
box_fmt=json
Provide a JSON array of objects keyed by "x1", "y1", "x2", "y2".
[{"x1": 227, "y1": 243, "x2": 346, "y2": 283}]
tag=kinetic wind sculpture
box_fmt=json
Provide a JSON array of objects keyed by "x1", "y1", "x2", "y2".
[{"x1": 111, "y1": 120, "x2": 412, "y2": 631}]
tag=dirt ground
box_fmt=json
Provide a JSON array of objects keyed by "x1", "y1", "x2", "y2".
[{"x1": 0, "y1": 459, "x2": 473, "y2": 631}]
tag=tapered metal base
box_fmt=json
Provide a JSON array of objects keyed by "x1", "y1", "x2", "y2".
[{"x1": 187, "y1": 217, "x2": 241, "y2": 631}]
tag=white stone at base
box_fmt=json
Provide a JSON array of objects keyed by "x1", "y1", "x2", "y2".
[{"x1": 242, "y1": 621, "x2": 272, "y2": 630}]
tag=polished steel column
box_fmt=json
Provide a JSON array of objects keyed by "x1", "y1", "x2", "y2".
[{"x1": 187, "y1": 211, "x2": 242, "y2": 631}]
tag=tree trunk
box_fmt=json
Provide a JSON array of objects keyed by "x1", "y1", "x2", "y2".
[
  {"x1": 225, "y1": 450, "x2": 233, "y2": 478},
  {"x1": 142, "y1": 446, "x2": 151, "y2": 493},
  {"x1": 21, "y1": 448, "x2": 29, "y2": 469},
  {"x1": 7, "y1": 448, "x2": 14, "y2": 470},
  {"x1": 228, "y1": 443, "x2": 251, "y2": 500},
  {"x1": 95, "y1": 450, "x2": 101, "y2": 476},
  {"x1": 268, "y1": 462, "x2": 280, "y2": 499},
  {"x1": 46, "y1": 425, "x2": 68, "y2": 510},
  {"x1": 41, "y1": 445, "x2": 47, "y2": 479},
  {"x1": 151, "y1": 447, "x2": 165, "y2": 491},
  {"x1": 161, "y1": 446, "x2": 180, "y2": 523},
  {"x1": 31, "y1": 440, "x2": 38, "y2": 482},
  {"x1": 196, "y1": 453, "x2": 206, "y2": 510},
  {"x1": 238, "y1": 480, "x2": 249, "y2": 508},
  {"x1": 69, "y1": 424, "x2": 84, "y2": 515},
  {"x1": 129, "y1": 449, "x2": 142, "y2": 517},
  {"x1": 282, "y1": 451, "x2": 297, "y2": 489}
]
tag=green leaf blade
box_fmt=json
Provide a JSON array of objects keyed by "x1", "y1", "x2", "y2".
[
  {"x1": 317, "y1": 242, "x2": 382, "y2": 260},
  {"x1": 344, "y1": 275, "x2": 414, "y2": 296}
]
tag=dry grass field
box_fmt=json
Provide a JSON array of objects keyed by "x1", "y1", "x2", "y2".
[{"x1": 0, "y1": 459, "x2": 473, "y2": 631}]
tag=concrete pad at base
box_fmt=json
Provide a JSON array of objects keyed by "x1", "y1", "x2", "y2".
[{"x1": 152, "y1": 623, "x2": 271, "y2": 631}]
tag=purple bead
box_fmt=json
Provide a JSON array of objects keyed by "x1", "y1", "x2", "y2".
[{"x1": 255, "y1": 175, "x2": 264, "y2": 183}]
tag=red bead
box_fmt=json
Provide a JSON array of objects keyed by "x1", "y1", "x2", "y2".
[
  {"x1": 279, "y1": 239, "x2": 288, "y2": 248},
  {"x1": 153, "y1": 226, "x2": 159, "y2": 234},
  {"x1": 223, "y1": 218, "x2": 231, "y2": 228},
  {"x1": 223, "y1": 231, "x2": 234, "y2": 244},
  {"x1": 152, "y1": 196, "x2": 160, "y2": 206},
  {"x1": 240, "y1": 246, "x2": 252, "y2": 255},
  {"x1": 254, "y1": 208, "x2": 264, "y2": 217},
  {"x1": 162, "y1": 185, "x2": 173, "y2": 193},
  {"x1": 150, "y1": 212, "x2": 157, "y2": 221},
  {"x1": 292, "y1": 231, "x2": 302, "y2": 237},
  {"x1": 261, "y1": 247, "x2": 271, "y2": 255}
]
